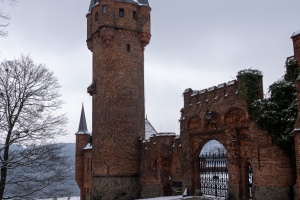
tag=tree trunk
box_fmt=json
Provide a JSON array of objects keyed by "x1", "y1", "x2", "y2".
[{"x1": 0, "y1": 129, "x2": 12, "y2": 199}]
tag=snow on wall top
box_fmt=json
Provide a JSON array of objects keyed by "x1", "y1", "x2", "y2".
[
  {"x1": 292, "y1": 30, "x2": 300, "y2": 38},
  {"x1": 183, "y1": 80, "x2": 237, "y2": 97},
  {"x1": 156, "y1": 132, "x2": 176, "y2": 137}
]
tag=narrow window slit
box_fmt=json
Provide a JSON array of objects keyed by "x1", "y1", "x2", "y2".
[{"x1": 127, "y1": 44, "x2": 131, "y2": 52}]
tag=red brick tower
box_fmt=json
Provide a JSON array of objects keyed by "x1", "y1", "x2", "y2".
[
  {"x1": 86, "y1": 0, "x2": 151, "y2": 199},
  {"x1": 291, "y1": 30, "x2": 300, "y2": 64},
  {"x1": 75, "y1": 105, "x2": 90, "y2": 200}
]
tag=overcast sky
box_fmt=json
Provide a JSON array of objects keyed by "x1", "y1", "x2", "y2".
[{"x1": 1, "y1": 0, "x2": 300, "y2": 143}]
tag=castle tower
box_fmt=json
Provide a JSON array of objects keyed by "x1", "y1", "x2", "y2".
[
  {"x1": 291, "y1": 30, "x2": 300, "y2": 64},
  {"x1": 75, "y1": 105, "x2": 90, "y2": 200},
  {"x1": 86, "y1": 0, "x2": 151, "y2": 199}
]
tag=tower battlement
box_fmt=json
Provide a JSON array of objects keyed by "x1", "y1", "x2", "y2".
[{"x1": 87, "y1": 0, "x2": 151, "y2": 51}]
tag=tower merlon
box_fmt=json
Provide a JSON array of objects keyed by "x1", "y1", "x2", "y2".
[{"x1": 291, "y1": 29, "x2": 300, "y2": 65}]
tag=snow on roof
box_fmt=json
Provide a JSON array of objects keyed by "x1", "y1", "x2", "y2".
[
  {"x1": 88, "y1": 0, "x2": 98, "y2": 12},
  {"x1": 89, "y1": 0, "x2": 149, "y2": 12},
  {"x1": 292, "y1": 30, "x2": 300, "y2": 38},
  {"x1": 191, "y1": 90, "x2": 199, "y2": 96},
  {"x1": 145, "y1": 118, "x2": 158, "y2": 140},
  {"x1": 83, "y1": 136, "x2": 93, "y2": 150},
  {"x1": 199, "y1": 89, "x2": 206, "y2": 94},
  {"x1": 156, "y1": 132, "x2": 176, "y2": 137},
  {"x1": 217, "y1": 83, "x2": 225, "y2": 89},
  {"x1": 84, "y1": 143, "x2": 92, "y2": 150},
  {"x1": 207, "y1": 86, "x2": 216, "y2": 91},
  {"x1": 118, "y1": 0, "x2": 149, "y2": 6},
  {"x1": 183, "y1": 88, "x2": 192, "y2": 93},
  {"x1": 227, "y1": 80, "x2": 236, "y2": 86}
]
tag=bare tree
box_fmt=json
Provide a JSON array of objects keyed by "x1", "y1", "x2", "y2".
[
  {"x1": 0, "y1": 55, "x2": 70, "y2": 199},
  {"x1": 0, "y1": 0, "x2": 17, "y2": 37}
]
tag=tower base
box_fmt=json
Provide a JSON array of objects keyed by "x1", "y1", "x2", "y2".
[{"x1": 92, "y1": 176, "x2": 140, "y2": 200}]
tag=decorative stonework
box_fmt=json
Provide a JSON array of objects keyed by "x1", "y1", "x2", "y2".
[
  {"x1": 224, "y1": 108, "x2": 247, "y2": 127},
  {"x1": 139, "y1": 33, "x2": 151, "y2": 48},
  {"x1": 188, "y1": 116, "x2": 202, "y2": 133},
  {"x1": 99, "y1": 27, "x2": 115, "y2": 46}
]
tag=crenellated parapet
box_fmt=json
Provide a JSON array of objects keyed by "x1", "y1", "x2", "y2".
[
  {"x1": 183, "y1": 80, "x2": 238, "y2": 110},
  {"x1": 179, "y1": 71, "x2": 263, "y2": 136}
]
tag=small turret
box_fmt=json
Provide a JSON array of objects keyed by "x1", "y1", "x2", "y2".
[{"x1": 75, "y1": 104, "x2": 90, "y2": 198}]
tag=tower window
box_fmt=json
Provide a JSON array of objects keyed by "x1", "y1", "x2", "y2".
[
  {"x1": 119, "y1": 8, "x2": 125, "y2": 18},
  {"x1": 95, "y1": 12, "x2": 98, "y2": 21},
  {"x1": 102, "y1": 5, "x2": 107, "y2": 14},
  {"x1": 133, "y1": 11, "x2": 137, "y2": 20},
  {"x1": 127, "y1": 44, "x2": 131, "y2": 52}
]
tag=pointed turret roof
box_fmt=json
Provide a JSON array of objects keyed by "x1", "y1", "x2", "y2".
[
  {"x1": 145, "y1": 118, "x2": 157, "y2": 140},
  {"x1": 76, "y1": 104, "x2": 89, "y2": 134}
]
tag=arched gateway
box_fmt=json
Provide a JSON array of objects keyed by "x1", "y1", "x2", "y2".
[
  {"x1": 199, "y1": 140, "x2": 228, "y2": 197},
  {"x1": 180, "y1": 76, "x2": 294, "y2": 200}
]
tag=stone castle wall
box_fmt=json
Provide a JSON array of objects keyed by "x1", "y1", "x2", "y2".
[{"x1": 179, "y1": 75, "x2": 294, "y2": 200}]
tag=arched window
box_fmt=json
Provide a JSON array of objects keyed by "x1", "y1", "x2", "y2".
[
  {"x1": 102, "y1": 5, "x2": 107, "y2": 14},
  {"x1": 133, "y1": 11, "x2": 137, "y2": 20},
  {"x1": 119, "y1": 8, "x2": 124, "y2": 18},
  {"x1": 95, "y1": 12, "x2": 98, "y2": 21},
  {"x1": 127, "y1": 44, "x2": 131, "y2": 52}
]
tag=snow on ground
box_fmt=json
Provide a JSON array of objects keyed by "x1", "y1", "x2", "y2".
[
  {"x1": 41, "y1": 197, "x2": 182, "y2": 200},
  {"x1": 40, "y1": 197, "x2": 182, "y2": 200},
  {"x1": 38, "y1": 197, "x2": 80, "y2": 200},
  {"x1": 40, "y1": 195, "x2": 224, "y2": 200},
  {"x1": 137, "y1": 196, "x2": 183, "y2": 200}
]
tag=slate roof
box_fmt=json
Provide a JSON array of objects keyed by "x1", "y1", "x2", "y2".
[
  {"x1": 76, "y1": 104, "x2": 90, "y2": 134},
  {"x1": 89, "y1": 0, "x2": 149, "y2": 12},
  {"x1": 89, "y1": 0, "x2": 98, "y2": 12},
  {"x1": 145, "y1": 117, "x2": 157, "y2": 140}
]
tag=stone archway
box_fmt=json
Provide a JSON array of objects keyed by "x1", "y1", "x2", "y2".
[{"x1": 198, "y1": 140, "x2": 228, "y2": 197}]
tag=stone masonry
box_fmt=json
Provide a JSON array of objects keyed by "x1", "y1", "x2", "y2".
[
  {"x1": 86, "y1": 0, "x2": 150, "y2": 199},
  {"x1": 75, "y1": 1, "x2": 300, "y2": 199}
]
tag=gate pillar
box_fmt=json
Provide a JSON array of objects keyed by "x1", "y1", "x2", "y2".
[{"x1": 227, "y1": 159, "x2": 241, "y2": 199}]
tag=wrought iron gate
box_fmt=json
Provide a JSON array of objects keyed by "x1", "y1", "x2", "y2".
[
  {"x1": 248, "y1": 165, "x2": 253, "y2": 200},
  {"x1": 199, "y1": 152, "x2": 228, "y2": 197}
]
